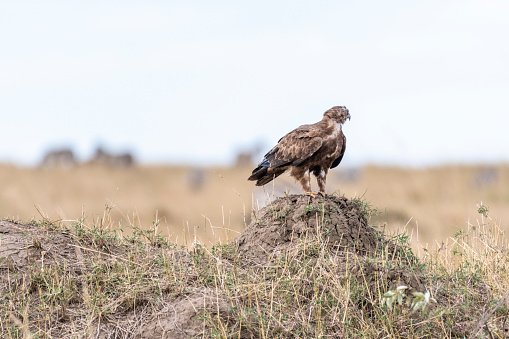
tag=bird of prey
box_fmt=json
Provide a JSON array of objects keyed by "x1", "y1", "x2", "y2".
[{"x1": 248, "y1": 106, "x2": 350, "y2": 196}]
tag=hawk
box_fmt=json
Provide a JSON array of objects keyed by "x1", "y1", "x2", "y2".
[{"x1": 248, "y1": 106, "x2": 350, "y2": 195}]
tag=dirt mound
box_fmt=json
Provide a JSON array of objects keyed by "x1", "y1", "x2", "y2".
[
  {"x1": 0, "y1": 220, "x2": 227, "y2": 338},
  {"x1": 3, "y1": 195, "x2": 501, "y2": 337},
  {"x1": 0, "y1": 196, "x2": 429, "y2": 338},
  {"x1": 237, "y1": 194, "x2": 379, "y2": 263}
]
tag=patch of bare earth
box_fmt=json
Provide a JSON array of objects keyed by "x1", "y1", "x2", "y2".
[{"x1": 237, "y1": 194, "x2": 379, "y2": 264}]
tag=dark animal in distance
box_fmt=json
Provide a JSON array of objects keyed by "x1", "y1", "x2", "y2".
[
  {"x1": 40, "y1": 148, "x2": 77, "y2": 168},
  {"x1": 91, "y1": 147, "x2": 134, "y2": 168},
  {"x1": 248, "y1": 106, "x2": 350, "y2": 196}
]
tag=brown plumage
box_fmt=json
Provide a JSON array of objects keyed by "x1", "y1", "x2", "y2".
[{"x1": 248, "y1": 106, "x2": 350, "y2": 194}]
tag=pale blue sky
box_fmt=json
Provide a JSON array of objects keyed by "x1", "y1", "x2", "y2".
[{"x1": 1, "y1": 1, "x2": 508, "y2": 167}]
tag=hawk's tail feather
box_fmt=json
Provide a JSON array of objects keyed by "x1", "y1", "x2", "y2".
[
  {"x1": 248, "y1": 165, "x2": 266, "y2": 181},
  {"x1": 248, "y1": 166, "x2": 287, "y2": 186}
]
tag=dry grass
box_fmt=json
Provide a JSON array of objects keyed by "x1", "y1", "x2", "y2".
[
  {"x1": 351, "y1": 165, "x2": 509, "y2": 247},
  {"x1": 0, "y1": 164, "x2": 251, "y2": 246},
  {"x1": 1, "y1": 195, "x2": 509, "y2": 337},
  {"x1": 0, "y1": 163, "x2": 508, "y2": 248}
]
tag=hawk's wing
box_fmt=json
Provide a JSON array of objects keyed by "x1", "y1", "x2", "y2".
[
  {"x1": 262, "y1": 124, "x2": 323, "y2": 168},
  {"x1": 330, "y1": 133, "x2": 346, "y2": 169}
]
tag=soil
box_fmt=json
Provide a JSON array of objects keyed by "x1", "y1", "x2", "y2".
[
  {"x1": 0, "y1": 194, "x2": 389, "y2": 338},
  {"x1": 0, "y1": 220, "x2": 225, "y2": 338},
  {"x1": 237, "y1": 194, "x2": 379, "y2": 264}
]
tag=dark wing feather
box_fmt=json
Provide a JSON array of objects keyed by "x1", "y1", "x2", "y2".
[
  {"x1": 264, "y1": 124, "x2": 323, "y2": 168},
  {"x1": 330, "y1": 133, "x2": 346, "y2": 169}
]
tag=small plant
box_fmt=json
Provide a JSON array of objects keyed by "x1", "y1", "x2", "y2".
[
  {"x1": 271, "y1": 205, "x2": 290, "y2": 221},
  {"x1": 478, "y1": 202, "x2": 489, "y2": 218},
  {"x1": 304, "y1": 203, "x2": 324, "y2": 213},
  {"x1": 409, "y1": 291, "x2": 437, "y2": 312},
  {"x1": 382, "y1": 285, "x2": 437, "y2": 313},
  {"x1": 382, "y1": 285, "x2": 408, "y2": 309},
  {"x1": 350, "y1": 194, "x2": 379, "y2": 218}
]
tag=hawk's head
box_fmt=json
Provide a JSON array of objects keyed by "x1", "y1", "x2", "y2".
[{"x1": 324, "y1": 106, "x2": 350, "y2": 124}]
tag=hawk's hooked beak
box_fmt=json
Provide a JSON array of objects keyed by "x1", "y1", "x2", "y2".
[{"x1": 347, "y1": 113, "x2": 351, "y2": 121}]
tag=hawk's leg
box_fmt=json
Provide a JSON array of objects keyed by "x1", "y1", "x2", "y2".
[
  {"x1": 291, "y1": 167, "x2": 312, "y2": 193},
  {"x1": 313, "y1": 168, "x2": 328, "y2": 196}
]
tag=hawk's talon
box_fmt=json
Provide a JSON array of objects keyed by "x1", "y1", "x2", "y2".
[
  {"x1": 304, "y1": 191, "x2": 328, "y2": 198},
  {"x1": 305, "y1": 191, "x2": 315, "y2": 198},
  {"x1": 305, "y1": 191, "x2": 325, "y2": 198}
]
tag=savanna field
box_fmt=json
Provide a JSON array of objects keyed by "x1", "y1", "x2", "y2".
[
  {"x1": 1, "y1": 163, "x2": 509, "y2": 337},
  {"x1": 1, "y1": 163, "x2": 507, "y2": 247}
]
